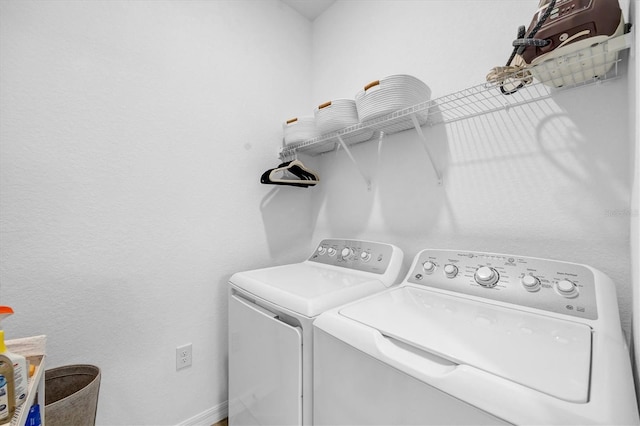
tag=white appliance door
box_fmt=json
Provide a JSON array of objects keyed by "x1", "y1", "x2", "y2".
[
  {"x1": 229, "y1": 293, "x2": 302, "y2": 426},
  {"x1": 230, "y1": 264, "x2": 386, "y2": 317},
  {"x1": 314, "y1": 327, "x2": 508, "y2": 425},
  {"x1": 338, "y1": 286, "x2": 592, "y2": 403}
]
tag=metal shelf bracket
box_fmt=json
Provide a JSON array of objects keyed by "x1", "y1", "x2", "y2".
[
  {"x1": 336, "y1": 134, "x2": 372, "y2": 191},
  {"x1": 410, "y1": 113, "x2": 442, "y2": 186}
]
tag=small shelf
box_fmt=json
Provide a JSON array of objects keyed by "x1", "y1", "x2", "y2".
[
  {"x1": 6, "y1": 336, "x2": 46, "y2": 426},
  {"x1": 279, "y1": 31, "x2": 632, "y2": 161}
]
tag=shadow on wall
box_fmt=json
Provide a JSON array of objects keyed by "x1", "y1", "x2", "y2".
[
  {"x1": 314, "y1": 139, "x2": 377, "y2": 237},
  {"x1": 430, "y1": 77, "x2": 630, "y2": 246},
  {"x1": 377, "y1": 105, "x2": 450, "y2": 237},
  {"x1": 304, "y1": 103, "x2": 451, "y2": 238},
  {"x1": 375, "y1": 76, "x2": 628, "y2": 245},
  {"x1": 286, "y1": 77, "x2": 630, "y2": 246},
  {"x1": 535, "y1": 82, "x2": 631, "y2": 225},
  {"x1": 259, "y1": 179, "x2": 315, "y2": 258}
]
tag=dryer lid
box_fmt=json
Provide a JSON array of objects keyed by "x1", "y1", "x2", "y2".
[
  {"x1": 339, "y1": 285, "x2": 592, "y2": 403},
  {"x1": 229, "y1": 263, "x2": 387, "y2": 317}
]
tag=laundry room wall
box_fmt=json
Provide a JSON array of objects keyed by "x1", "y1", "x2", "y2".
[
  {"x1": 0, "y1": 1, "x2": 313, "y2": 424},
  {"x1": 309, "y1": 0, "x2": 636, "y2": 341}
]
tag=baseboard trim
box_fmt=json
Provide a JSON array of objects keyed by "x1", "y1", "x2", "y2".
[{"x1": 177, "y1": 400, "x2": 228, "y2": 426}]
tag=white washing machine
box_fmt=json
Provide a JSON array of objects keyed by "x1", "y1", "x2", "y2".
[
  {"x1": 228, "y1": 238, "x2": 404, "y2": 425},
  {"x1": 314, "y1": 248, "x2": 640, "y2": 425}
]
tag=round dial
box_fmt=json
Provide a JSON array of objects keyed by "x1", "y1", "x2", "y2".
[
  {"x1": 327, "y1": 247, "x2": 337, "y2": 256},
  {"x1": 556, "y1": 279, "x2": 578, "y2": 298},
  {"x1": 521, "y1": 274, "x2": 541, "y2": 292},
  {"x1": 422, "y1": 261, "x2": 436, "y2": 274},
  {"x1": 443, "y1": 264, "x2": 458, "y2": 278},
  {"x1": 474, "y1": 266, "x2": 499, "y2": 287},
  {"x1": 341, "y1": 247, "x2": 354, "y2": 258},
  {"x1": 317, "y1": 246, "x2": 327, "y2": 255},
  {"x1": 360, "y1": 251, "x2": 371, "y2": 262}
]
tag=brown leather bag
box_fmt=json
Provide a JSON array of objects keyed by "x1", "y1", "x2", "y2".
[{"x1": 519, "y1": 0, "x2": 623, "y2": 64}]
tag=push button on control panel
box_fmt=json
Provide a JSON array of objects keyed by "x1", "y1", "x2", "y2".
[
  {"x1": 521, "y1": 274, "x2": 541, "y2": 292},
  {"x1": 474, "y1": 266, "x2": 499, "y2": 287},
  {"x1": 443, "y1": 264, "x2": 458, "y2": 279},
  {"x1": 341, "y1": 247, "x2": 354, "y2": 258},
  {"x1": 555, "y1": 279, "x2": 578, "y2": 298},
  {"x1": 422, "y1": 261, "x2": 437, "y2": 274}
]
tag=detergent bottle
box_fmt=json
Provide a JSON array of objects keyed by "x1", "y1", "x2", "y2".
[
  {"x1": 0, "y1": 350, "x2": 15, "y2": 423},
  {"x1": 0, "y1": 307, "x2": 27, "y2": 409}
]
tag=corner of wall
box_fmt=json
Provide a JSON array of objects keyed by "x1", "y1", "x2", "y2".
[{"x1": 629, "y1": 0, "x2": 640, "y2": 409}]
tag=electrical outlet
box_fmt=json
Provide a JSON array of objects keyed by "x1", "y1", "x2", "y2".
[{"x1": 176, "y1": 343, "x2": 192, "y2": 370}]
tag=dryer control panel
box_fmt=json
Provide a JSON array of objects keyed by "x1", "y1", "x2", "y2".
[
  {"x1": 407, "y1": 249, "x2": 598, "y2": 320},
  {"x1": 309, "y1": 239, "x2": 396, "y2": 275}
]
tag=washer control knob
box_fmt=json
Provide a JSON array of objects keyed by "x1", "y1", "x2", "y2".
[
  {"x1": 474, "y1": 266, "x2": 499, "y2": 287},
  {"x1": 317, "y1": 246, "x2": 327, "y2": 255},
  {"x1": 422, "y1": 261, "x2": 437, "y2": 274},
  {"x1": 443, "y1": 264, "x2": 458, "y2": 278},
  {"x1": 341, "y1": 247, "x2": 354, "y2": 258},
  {"x1": 556, "y1": 279, "x2": 578, "y2": 298},
  {"x1": 327, "y1": 247, "x2": 337, "y2": 257},
  {"x1": 521, "y1": 274, "x2": 541, "y2": 292},
  {"x1": 360, "y1": 251, "x2": 371, "y2": 262}
]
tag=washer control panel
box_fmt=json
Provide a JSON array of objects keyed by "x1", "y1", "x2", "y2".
[
  {"x1": 309, "y1": 239, "x2": 394, "y2": 275},
  {"x1": 407, "y1": 249, "x2": 597, "y2": 320}
]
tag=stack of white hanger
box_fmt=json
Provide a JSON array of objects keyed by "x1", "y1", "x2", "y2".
[{"x1": 260, "y1": 159, "x2": 319, "y2": 188}]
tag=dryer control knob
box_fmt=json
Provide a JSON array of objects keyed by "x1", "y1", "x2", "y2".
[
  {"x1": 521, "y1": 274, "x2": 541, "y2": 292},
  {"x1": 317, "y1": 246, "x2": 327, "y2": 255},
  {"x1": 422, "y1": 261, "x2": 436, "y2": 274},
  {"x1": 474, "y1": 266, "x2": 499, "y2": 287},
  {"x1": 341, "y1": 247, "x2": 354, "y2": 258},
  {"x1": 443, "y1": 264, "x2": 458, "y2": 278},
  {"x1": 327, "y1": 247, "x2": 337, "y2": 256},
  {"x1": 556, "y1": 279, "x2": 578, "y2": 298},
  {"x1": 360, "y1": 251, "x2": 371, "y2": 262}
]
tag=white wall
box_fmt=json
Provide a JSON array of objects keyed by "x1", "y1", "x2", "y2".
[
  {"x1": 310, "y1": 0, "x2": 636, "y2": 339},
  {"x1": 0, "y1": 1, "x2": 313, "y2": 424}
]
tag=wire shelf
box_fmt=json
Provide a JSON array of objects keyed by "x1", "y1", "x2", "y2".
[{"x1": 280, "y1": 31, "x2": 632, "y2": 160}]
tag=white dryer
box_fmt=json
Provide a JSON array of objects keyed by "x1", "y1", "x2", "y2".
[
  {"x1": 313, "y1": 248, "x2": 639, "y2": 425},
  {"x1": 228, "y1": 238, "x2": 403, "y2": 425}
]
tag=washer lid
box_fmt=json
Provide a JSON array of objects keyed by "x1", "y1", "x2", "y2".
[
  {"x1": 229, "y1": 263, "x2": 386, "y2": 317},
  {"x1": 339, "y1": 286, "x2": 592, "y2": 403}
]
